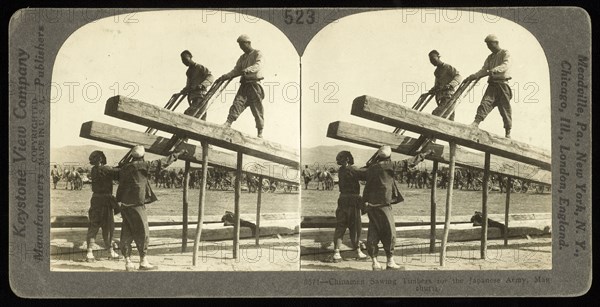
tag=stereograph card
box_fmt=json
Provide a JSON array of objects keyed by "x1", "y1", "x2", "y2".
[{"x1": 8, "y1": 7, "x2": 591, "y2": 297}]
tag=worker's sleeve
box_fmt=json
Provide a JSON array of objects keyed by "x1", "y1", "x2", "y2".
[
  {"x1": 106, "y1": 166, "x2": 120, "y2": 180},
  {"x1": 112, "y1": 167, "x2": 120, "y2": 181},
  {"x1": 148, "y1": 152, "x2": 180, "y2": 171},
  {"x1": 184, "y1": 71, "x2": 191, "y2": 90},
  {"x1": 243, "y1": 50, "x2": 263, "y2": 74},
  {"x1": 473, "y1": 55, "x2": 491, "y2": 78},
  {"x1": 187, "y1": 65, "x2": 207, "y2": 91},
  {"x1": 394, "y1": 152, "x2": 427, "y2": 172},
  {"x1": 185, "y1": 68, "x2": 198, "y2": 90},
  {"x1": 223, "y1": 56, "x2": 244, "y2": 79},
  {"x1": 354, "y1": 166, "x2": 367, "y2": 181},
  {"x1": 198, "y1": 65, "x2": 213, "y2": 89},
  {"x1": 431, "y1": 74, "x2": 439, "y2": 91},
  {"x1": 449, "y1": 65, "x2": 462, "y2": 88},
  {"x1": 490, "y1": 50, "x2": 510, "y2": 74}
]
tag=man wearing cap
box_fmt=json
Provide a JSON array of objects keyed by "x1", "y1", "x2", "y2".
[
  {"x1": 86, "y1": 150, "x2": 121, "y2": 262},
  {"x1": 116, "y1": 145, "x2": 186, "y2": 271},
  {"x1": 330, "y1": 151, "x2": 368, "y2": 263},
  {"x1": 180, "y1": 50, "x2": 214, "y2": 119},
  {"x1": 363, "y1": 146, "x2": 431, "y2": 270},
  {"x1": 465, "y1": 34, "x2": 513, "y2": 138},
  {"x1": 216, "y1": 34, "x2": 265, "y2": 138},
  {"x1": 428, "y1": 50, "x2": 462, "y2": 121}
]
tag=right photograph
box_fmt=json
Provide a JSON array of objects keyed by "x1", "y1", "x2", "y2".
[{"x1": 300, "y1": 9, "x2": 552, "y2": 271}]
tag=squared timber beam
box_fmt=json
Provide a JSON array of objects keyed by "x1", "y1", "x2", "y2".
[
  {"x1": 104, "y1": 95, "x2": 299, "y2": 168},
  {"x1": 327, "y1": 121, "x2": 551, "y2": 185},
  {"x1": 351, "y1": 95, "x2": 551, "y2": 170},
  {"x1": 80, "y1": 121, "x2": 299, "y2": 185}
]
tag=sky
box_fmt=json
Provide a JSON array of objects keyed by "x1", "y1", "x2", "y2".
[
  {"x1": 51, "y1": 9, "x2": 552, "y2": 159},
  {"x1": 301, "y1": 9, "x2": 552, "y2": 151},
  {"x1": 51, "y1": 10, "x2": 300, "y2": 151}
]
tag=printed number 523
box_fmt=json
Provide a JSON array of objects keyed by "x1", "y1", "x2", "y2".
[{"x1": 284, "y1": 9, "x2": 315, "y2": 24}]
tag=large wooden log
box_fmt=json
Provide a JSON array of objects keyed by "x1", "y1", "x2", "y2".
[
  {"x1": 351, "y1": 95, "x2": 551, "y2": 170},
  {"x1": 104, "y1": 95, "x2": 299, "y2": 168},
  {"x1": 327, "y1": 121, "x2": 551, "y2": 185},
  {"x1": 80, "y1": 121, "x2": 299, "y2": 185}
]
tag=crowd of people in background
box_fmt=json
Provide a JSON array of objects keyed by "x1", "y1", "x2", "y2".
[
  {"x1": 50, "y1": 164, "x2": 292, "y2": 193},
  {"x1": 301, "y1": 164, "x2": 546, "y2": 194}
]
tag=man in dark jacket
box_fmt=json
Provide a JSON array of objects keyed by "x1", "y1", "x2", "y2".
[
  {"x1": 428, "y1": 50, "x2": 462, "y2": 121},
  {"x1": 116, "y1": 145, "x2": 186, "y2": 271},
  {"x1": 331, "y1": 151, "x2": 368, "y2": 262},
  {"x1": 86, "y1": 150, "x2": 120, "y2": 262},
  {"x1": 180, "y1": 50, "x2": 214, "y2": 118},
  {"x1": 363, "y1": 146, "x2": 430, "y2": 270}
]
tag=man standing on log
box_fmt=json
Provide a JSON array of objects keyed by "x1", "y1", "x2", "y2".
[
  {"x1": 428, "y1": 50, "x2": 462, "y2": 121},
  {"x1": 116, "y1": 145, "x2": 186, "y2": 271},
  {"x1": 180, "y1": 50, "x2": 214, "y2": 119},
  {"x1": 216, "y1": 34, "x2": 265, "y2": 138},
  {"x1": 465, "y1": 34, "x2": 513, "y2": 138},
  {"x1": 330, "y1": 151, "x2": 368, "y2": 263},
  {"x1": 362, "y1": 146, "x2": 430, "y2": 270},
  {"x1": 86, "y1": 150, "x2": 121, "y2": 262}
]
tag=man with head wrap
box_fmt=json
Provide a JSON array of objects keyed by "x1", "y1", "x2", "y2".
[
  {"x1": 116, "y1": 145, "x2": 186, "y2": 271},
  {"x1": 86, "y1": 150, "x2": 121, "y2": 262},
  {"x1": 216, "y1": 34, "x2": 266, "y2": 138},
  {"x1": 363, "y1": 146, "x2": 431, "y2": 270},
  {"x1": 330, "y1": 150, "x2": 368, "y2": 263},
  {"x1": 465, "y1": 34, "x2": 513, "y2": 138}
]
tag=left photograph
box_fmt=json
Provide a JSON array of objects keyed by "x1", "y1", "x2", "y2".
[{"x1": 50, "y1": 10, "x2": 301, "y2": 271}]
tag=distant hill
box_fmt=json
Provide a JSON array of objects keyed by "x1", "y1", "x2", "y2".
[{"x1": 50, "y1": 145, "x2": 186, "y2": 170}]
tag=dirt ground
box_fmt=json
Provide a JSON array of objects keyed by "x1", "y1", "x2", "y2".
[
  {"x1": 50, "y1": 185, "x2": 300, "y2": 271},
  {"x1": 51, "y1": 235, "x2": 300, "y2": 271},
  {"x1": 301, "y1": 184, "x2": 552, "y2": 217},
  {"x1": 300, "y1": 183, "x2": 551, "y2": 271},
  {"x1": 51, "y1": 184, "x2": 300, "y2": 217},
  {"x1": 300, "y1": 236, "x2": 552, "y2": 271},
  {"x1": 50, "y1": 182, "x2": 551, "y2": 271}
]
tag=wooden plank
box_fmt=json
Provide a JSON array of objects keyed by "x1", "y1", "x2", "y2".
[
  {"x1": 351, "y1": 95, "x2": 551, "y2": 170},
  {"x1": 80, "y1": 121, "x2": 299, "y2": 185},
  {"x1": 505, "y1": 177, "x2": 512, "y2": 246},
  {"x1": 481, "y1": 153, "x2": 491, "y2": 259},
  {"x1": 104, "y1": 95, "x2": 299, "y2": 168},
  {"x1": 300, "y1": 220, "x2": 551, "y2": 253},
  {"x1": 233, "y1": 152, "x2": 243, "y2": 259},
  {"x1": 255, "y1": 175, "x2": 263, "y2": 246},
  {"x1": 182, "y1": 161, "x2": 190, "y2": 252},
  {"x1": 430, "y1": 161, "x2": 438, "y2": 253},
  {"x1": 440, "y1": 142, "x2": 456, "y2": 266},
  {"x1": 193, "y1": 141, "x2": 209, "y2": 266},
  {"x1": 327, "y1": 121, "x2": 551, "y2": 185}
]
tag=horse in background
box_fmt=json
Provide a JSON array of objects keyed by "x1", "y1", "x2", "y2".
[{"x1": 314, "y1": 169, "x2": 334, "y2": 191}]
